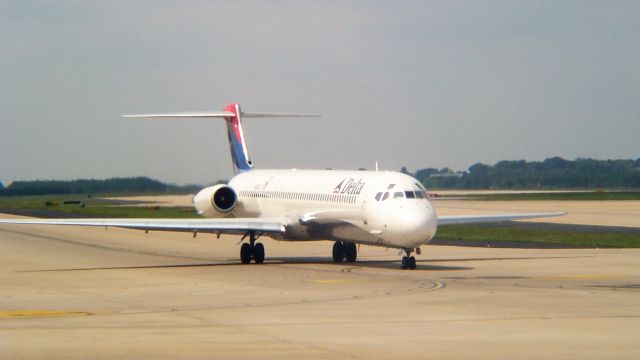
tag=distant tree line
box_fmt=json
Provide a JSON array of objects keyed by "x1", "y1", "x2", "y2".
[
  {"x1": 0, "y1": 177, "x2": 203, "y2": 196},
  {"x1": 408, "y1": 157, "x2": 640, "y2": 189},
  {"x1": 3, "y1": 157, "x2": 639, "y2": 195}
]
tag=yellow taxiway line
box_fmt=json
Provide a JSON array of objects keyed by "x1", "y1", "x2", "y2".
[{"x1": 0, "y1": 310, "x2": 93, "y2": 318}]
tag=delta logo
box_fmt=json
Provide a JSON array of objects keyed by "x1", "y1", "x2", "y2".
[{"x1": 332, "y1": 178, "x2": 365, "y2": 195}]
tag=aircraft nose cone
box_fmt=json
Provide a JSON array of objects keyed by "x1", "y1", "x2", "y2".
[{"x1": 402, "y1": 205, "x2": 436, "y2": 244}]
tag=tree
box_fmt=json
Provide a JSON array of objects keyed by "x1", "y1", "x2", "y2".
[
  {"x1": 0, "y1": 177, "x2": 201, "y2": 196},
  {"x1": 412, "y1": 157, "x2": 640, "y2": 189}
]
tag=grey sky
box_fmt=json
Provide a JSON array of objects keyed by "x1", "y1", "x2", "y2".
[{"x1": 2, "y1": 1, "x2": 639, "y2": 185}]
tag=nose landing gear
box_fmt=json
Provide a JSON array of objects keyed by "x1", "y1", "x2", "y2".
[
  {"x1": 401, "y1": 248, "x2": 417, "y2": 270},
  {"x1": 332, "y1": 241, "x2": 357, "y2": 263},
  {"x1": 240, "y1": 231, "x2": 265, "y2": 264}
]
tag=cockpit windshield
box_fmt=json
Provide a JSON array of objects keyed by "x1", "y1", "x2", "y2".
[{"x1": 374, "y1": 187, "x2": 428, "y2": 202}]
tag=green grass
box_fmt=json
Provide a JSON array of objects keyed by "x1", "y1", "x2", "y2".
[
  {"x1": 0, "y1": 194, "x2": 198, "y2": 218},
  {"x1": 49, "y1": 206, "x2": 199, "y2": 218},
  {"x1": 437, "y1": 191, "x2": 640, "y2": 201},
  {"x1": 437, "y1": 225, "x2": 640, "y2": 248}
]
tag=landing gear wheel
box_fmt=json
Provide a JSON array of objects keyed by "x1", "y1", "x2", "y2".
[
  {"x1": 400, "y1": 248, "x2": 418, "y2": 270},
  {"x1": 408, "y1": 256, "x2": 416, "y2": 270},
  {"x1": 332, "y1": 241, "x2": 345, "y2": 262},
  {"x1": 344, "y1": 242, "x2": 357, "y2": 263},
  {"x1": 240, "y1": 243, "x2": 252, "y2": 264},
  {"x1": 253, "y1": 242, "x2": 265, "y2": 264}
]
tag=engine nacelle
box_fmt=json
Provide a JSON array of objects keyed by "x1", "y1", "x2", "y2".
[{"x1": 193, "y1": 184, "x2": 238, "y2": 218}]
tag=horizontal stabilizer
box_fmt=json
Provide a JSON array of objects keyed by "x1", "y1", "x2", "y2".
[
  {"x1": 120, "y1": 102, "x2": 320, "y2": 174},
  {"x1": 121, "y1": 112, "x2": 235, "y2": 118},
  {"x1": 241, "y1": 112, "x2": 320, "y2": 118},
  {"x1": 121, "y1": 111, "x2": 320, "y2": 119}
]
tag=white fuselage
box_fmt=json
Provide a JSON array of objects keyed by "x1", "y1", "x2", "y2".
[{"x1": 226, "y1": 169, "x2": 438, "y2": 250}]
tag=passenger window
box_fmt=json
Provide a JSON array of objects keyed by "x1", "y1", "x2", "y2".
[
  {"x1": 375, "y1": 192, "x2": 382, "y2": 201},
  {"x1": 405, "y1": 191, "x2": 415, "y2": 199},
  {"x1": 393, "y1": 192, "x2": 404, "y2": 199}
]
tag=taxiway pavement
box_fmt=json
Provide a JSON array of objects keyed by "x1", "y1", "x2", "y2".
[{"x1": 1, "y1": 217, "x2": 639, "y2": 359}]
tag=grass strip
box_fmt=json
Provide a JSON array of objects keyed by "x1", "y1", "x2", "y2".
[
  {"x1": 437, "y1": 224, "x2": 640, "y2": 248},
  {"x1": 0, "y1": 195, "x2": 198, "y2": 218}
]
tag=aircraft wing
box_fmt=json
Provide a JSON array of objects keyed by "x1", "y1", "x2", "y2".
[
  {"x1": 0, "y1": 217, "x2": 285, "y2": 235},
  {"x1": 437, "y1": 212, "x2": 566, "y2": 226}
]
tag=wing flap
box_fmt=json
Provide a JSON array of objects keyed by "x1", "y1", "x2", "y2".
[
  {"x1": 299, "y1": 209, "x2": 362, "y2": 224},
  {"x1": 0, "y1": 217, "x2": 285, "y2": 234},
  {"x1": 437, "y1": 212, "x2": 566, "y2": 226}
]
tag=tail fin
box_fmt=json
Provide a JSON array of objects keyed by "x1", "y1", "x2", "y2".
[
  {"x1": 223, "y1": 103, "x2": 252, "y2": 174},
  {"x1": 122, "y1": 103, "x2": 319, "y2": 175}
]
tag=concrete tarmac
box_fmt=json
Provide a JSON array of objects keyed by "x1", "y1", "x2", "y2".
[{"x1": 1, "y1": 219, "x2": 639, "y2": 359}]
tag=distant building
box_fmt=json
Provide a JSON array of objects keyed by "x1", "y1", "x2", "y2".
[{"x1": 430, "y1": 171, "x2": 464, "y2": 178}]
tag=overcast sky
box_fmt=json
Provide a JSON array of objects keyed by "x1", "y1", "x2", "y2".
[{"x1": 2, "y1": 1, "x2": 638, "y2": 185}]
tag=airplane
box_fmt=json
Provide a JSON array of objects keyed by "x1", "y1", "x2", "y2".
[{"x1": 0, "y1": 103, "x2": 565, "y2": 269}]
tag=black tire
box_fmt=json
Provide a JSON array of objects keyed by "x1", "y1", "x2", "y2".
[
  {"x1": 240, "y1": 243, "x2": 252, "y2": 264},
  {"x1": 344, "y1": 242, "x2": 357, "y2": 263},
  {"x1": 253, "y1": 243, "x2": 265, "y2": 264},
  {"x1": 332, "y1": 241, "x2": 345, "y2": 262},
  {"x1": 401, "y1": 256, "x2": 408, "y2": 270},
  {"x1": 409, "y1": 256, "x2": 417, "y2": 270}
]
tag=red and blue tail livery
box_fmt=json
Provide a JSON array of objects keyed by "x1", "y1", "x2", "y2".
[{"x1": 223, "y1": 103, "x2": 253, "y2": 174}]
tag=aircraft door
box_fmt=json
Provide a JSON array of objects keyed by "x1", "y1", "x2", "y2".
[{"x1": 361, "y1": 197, "x2": 367, "y2": 224}]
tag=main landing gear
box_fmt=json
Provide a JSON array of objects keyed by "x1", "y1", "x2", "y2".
[
  {"x1": 401, "y1": 248, "x2": 417, "y2": 270},
  {"x1": 332, "y1": 241, "x2": 357, "y2": 263},
  {"x1": 240, "y1": 231, "x2": 265, "y2": 264}
]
